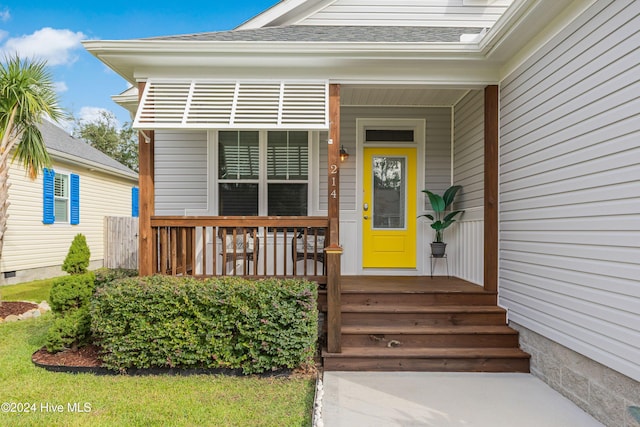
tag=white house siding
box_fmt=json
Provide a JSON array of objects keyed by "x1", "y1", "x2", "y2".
[
  {"x1": 1, "y1": 159, "x2": 136, "y2": 283},
  {"x1": 452, "y1": 90, "x2": 484, "y2": 284},
  {"x1": 499, "y1": 0, "x2": 640, "y2": 382},
  {"x1": 300, "y1": 0, "x2": 512, "y2": 27},
  {"x1": 154, "y1": 130, "x2": 208, "y2": 215}
]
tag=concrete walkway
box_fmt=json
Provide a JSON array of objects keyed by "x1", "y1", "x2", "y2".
[{"x1": 322, "y1": 372, "x2": 603, "y2": 427}]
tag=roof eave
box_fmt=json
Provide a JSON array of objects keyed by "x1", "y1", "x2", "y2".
[
  {"x1": 83, "y1": 39, "x2": 487, "y2": 83},
  {"x1": 49, "y1": 148, "x2": 138, "y2": 181}
]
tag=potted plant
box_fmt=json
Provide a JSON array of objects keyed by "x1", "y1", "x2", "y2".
[{"x1": 419, "y1": 185, "x2": 464, "y2": 258}]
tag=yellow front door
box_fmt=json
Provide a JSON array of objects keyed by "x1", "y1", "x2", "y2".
[{"x1": 362, "y1": 147, "x2": 417, "y2": 268}]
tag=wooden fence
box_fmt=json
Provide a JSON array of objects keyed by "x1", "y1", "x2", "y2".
[{"x1": 104, "y1": 216, "x2": 138, "y2": 270}]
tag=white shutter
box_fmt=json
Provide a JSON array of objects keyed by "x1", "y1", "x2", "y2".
[{"x1": 134, "y1": 80, "x2": 329, "y2": 130}]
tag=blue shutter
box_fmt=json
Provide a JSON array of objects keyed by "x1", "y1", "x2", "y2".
[
  {"x1": 132, "y1": 187, "x2": 139, "y2": 217},
  {"x1": 42, "y1": 168, "x2": 55, "y2": 224},
  {"x1": 70, "y1": 174, "x2": 80, "y2": 225}
]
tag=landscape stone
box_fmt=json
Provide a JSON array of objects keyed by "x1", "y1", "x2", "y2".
[{"x1": 4, "y1": 315, "x2": 19, "y2": 322}]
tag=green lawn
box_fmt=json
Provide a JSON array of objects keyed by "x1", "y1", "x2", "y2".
[
  {"x1": 0, "y1": 282, "x2": 315, "y2": 426},
  {"x1": 0, "y1": 278, "x2": 56, "y2": 303}
]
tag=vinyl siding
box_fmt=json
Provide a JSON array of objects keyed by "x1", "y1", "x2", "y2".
[
  {"x1": 451, "y1": 89, "x2": 484, "y2": 284},
  {"x1": 453, "y1": 90, "x2": 484, "y2": 210},
  {"x1": 319, "y1": 106, "x2": 451, "y2": 212},
  {"x1": 1, "y1": 160, "x2": 136, "y2": 273},
  {"x1": 154, "y1": 130, "x2": 208, "y2": 215},
  {"x1": 499, "y1": 0, "x2": 640, "y2": 381},
  {"x1": 301, "y1": 0, "x2": 511, "y2": 27}
]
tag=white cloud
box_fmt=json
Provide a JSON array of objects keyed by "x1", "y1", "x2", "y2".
[
  {"x1": 78, "y1": 106, "x2": 120, "y2": 127},
  {"x1": 54, "y1": 81, "x2": 68, "y2": 93},
  {"x1": 0, "y1": 8, "x2": 10, "y2": 22},
  {"x1": 1, "y1": 27, "x2": 85, "y2": 66}
]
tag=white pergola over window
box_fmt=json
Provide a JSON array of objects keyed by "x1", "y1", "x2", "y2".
[{"x1": 133, "y1": 79, "x2": 329, "y2": 130}]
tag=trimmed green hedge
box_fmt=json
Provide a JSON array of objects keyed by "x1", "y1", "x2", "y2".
[
  {"x1": 46, "y1": 272, "x2": 96, "y2": 352},
  {"x1": 91, "y1": 276, "x2": 318, "y2": 374},
  {"x1": 93, "y1": 268, "x2": 138, "y2": 288}
]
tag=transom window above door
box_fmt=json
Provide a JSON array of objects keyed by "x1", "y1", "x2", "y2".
[{"x1": 217, "y1": 130, "x2": 309, "y2": 216}]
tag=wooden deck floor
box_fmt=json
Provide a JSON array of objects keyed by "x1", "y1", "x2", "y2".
[{"x1": 340, "y1": 275, "x2": 490, "y2": 294}]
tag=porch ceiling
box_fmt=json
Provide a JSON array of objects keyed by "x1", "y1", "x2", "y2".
[{"x1": 340, "y1": 85, "x2": 471, "y2": 107}]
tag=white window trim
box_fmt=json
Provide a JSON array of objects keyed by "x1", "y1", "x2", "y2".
[
  {"x1": 53, "y1": 168, "x2": 71, "y2": 225},
  {"x1": 210, "y1": 130, "x2": 314, "y2": 216}
]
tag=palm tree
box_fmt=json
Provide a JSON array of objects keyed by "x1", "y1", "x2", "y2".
[{"x1": 0, "y1": 56, "x2": 66, "y2": 259}]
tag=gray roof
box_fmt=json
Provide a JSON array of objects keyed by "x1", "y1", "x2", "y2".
[
  {"x1": 38, "y1": 120, "x2": 137, "y2": 178},
  {"x1": 146, "y1": 25, "x2": 483, "y2": 43}
]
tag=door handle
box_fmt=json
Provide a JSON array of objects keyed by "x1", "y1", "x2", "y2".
[
  {"x1": 363, "y1": 203, "x2": 369, "y2": 211},
  {"x1": 363, "y1": 215, "x2": 369, "y2": 220}
]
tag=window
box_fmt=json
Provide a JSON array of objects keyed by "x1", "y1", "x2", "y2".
[
  {"x1": 217, "y1": 131, "x2": 309, "y2": 216},
  {"x1": 54, "y1": 173, "x2": 69, "y2": 222},
  {"x1": 365, "y1": 129, "x2": 415, "y2": 142},
  {"x1": 43, "y1": 169, "x2": 79, "y2": 224},
  {"x1": 267, "y1": 131, "x2": 308, "y2": 216}
]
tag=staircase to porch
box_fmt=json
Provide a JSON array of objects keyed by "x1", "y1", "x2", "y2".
[{"x1": 321, "y1": 276, "x2": 530, "y2": 372}]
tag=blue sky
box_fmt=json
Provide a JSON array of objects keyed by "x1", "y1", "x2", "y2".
[{"x1": 0, "y1": 1, "x2": 278, "y2": 128}]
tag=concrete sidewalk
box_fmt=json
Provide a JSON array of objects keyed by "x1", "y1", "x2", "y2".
[{"x1": 321, "y1": 372, "x2": 603, "y2": 427}]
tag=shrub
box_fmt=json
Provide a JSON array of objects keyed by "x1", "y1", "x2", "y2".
[
  {"x1": 91, "y1": 276, "x2": 318, "y2": 374},
  {"x1": 49, "y1": 272, "x2": 95, "y2": 314},
  {"x1": 45, "y1": 272, "x2": 95, "y2": 352},
  {"x1": 45, "y1": 307, "x2": 92, "y2": 352},
  {"x1": 93, "y1": 268, "x2": 138, "y2": 288},
  {"x1": 62, "y1": 234, "x2": 91, "y2": 275}
]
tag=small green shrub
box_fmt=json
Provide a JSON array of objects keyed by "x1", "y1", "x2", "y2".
[
  {"x1": 45, "y1": 272, "x2": 95, "y2": 352},
  {"x1": 49, "y1": 272, "x2": 95, "y2": 315},
  {"x1": 45, "y1": 307, "x2": 91, "y2": 352},
  {"x1": 93, "y1": 267, "x2": 138, "y2": 288},
  {"x1": 62, "y1": 234, "x2": 91, "y2": 275},
  {"x1": 91, "y1": 276, "x2": 318, "y2": 374}
]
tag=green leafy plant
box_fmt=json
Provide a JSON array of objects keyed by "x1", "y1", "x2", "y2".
[
  {"x1": 420, "y1": 185, "x2": 464, "y2": 243},
  {"x1": 45, "y1": 272, "x2": 96, "y2": 352},
  {"x1": 45, "y1": 307, "x2": 92, "y2": 352},
  {"x1": 62, "y1": 233, "x2": 91, "y2": 275},
  {"x1": 48, "y1": 272, "x2": 95, "y2": 314},
  {"x1": 93, "y1": 267, "x2": 138, "y2": 288},
  {"x1": 91, "y1": 276, "x2": 318, "y2": 374}
]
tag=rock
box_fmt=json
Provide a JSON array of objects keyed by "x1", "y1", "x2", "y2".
[
  {"x1": 38, "y1": 301, "x2": 51, "y2": 312},
  {"x1": 32, "y1": 310, "x2": 41, "y2": 318},
  {"x1": 21, "y1": 311, "x2": 33, "y2": 319},
  {"x1": 4, "y1": 315, "x2": 19, "y2": 322}
]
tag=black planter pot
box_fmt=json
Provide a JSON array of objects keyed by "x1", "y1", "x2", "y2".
[{"x1": 430, "y1": 242, "x2": 447, "y2": 258}]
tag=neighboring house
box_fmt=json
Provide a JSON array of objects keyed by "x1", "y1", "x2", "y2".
[
  {"x1": 0, "y1": 120, "x2": 139, "y2": 285},
  {"x1": 84, "y1": 1, "x2": 639, "y2": 425}
]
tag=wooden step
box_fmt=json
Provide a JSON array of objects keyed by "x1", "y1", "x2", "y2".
[
  {"x1": 341, "y1": 305, "x2": 507, "y2": 326},
  {"x1": 341, "y1": 325, "x2": 519, "y2": 348},
  {"x1": 340, "y1": 291, "x2": 497, "y2": 306},
  {"x1": 322, "y1": 347, "x2": 531, "y2": 372}
]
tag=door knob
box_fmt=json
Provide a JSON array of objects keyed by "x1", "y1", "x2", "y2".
[
  {"x1": 363, "y1": 203, "x2": 369, "y2": 211},
  {"x1": 363, "y1": 215, "x2": 369, "y2": 220}
]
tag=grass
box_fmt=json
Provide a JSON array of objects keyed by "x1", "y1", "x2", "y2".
[
  {"x1": 0, "y1": 281, "x2": 316, "y2": 426},
  {"x1": 0, "y1": 278, "x2": 56, "y2": 302}
]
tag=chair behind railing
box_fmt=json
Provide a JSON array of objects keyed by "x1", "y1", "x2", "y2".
[{"x1": 151, "y1": 216, "x2": 329, "y2": 284}]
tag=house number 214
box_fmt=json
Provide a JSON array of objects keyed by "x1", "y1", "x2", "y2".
[{"x1": 330, "y1": 164, "x2": 338, "y2": 199}]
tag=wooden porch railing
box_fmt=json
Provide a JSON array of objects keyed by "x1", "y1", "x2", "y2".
[{"x1": 150, "y1": 216, "x2": 330, "y2": 284}]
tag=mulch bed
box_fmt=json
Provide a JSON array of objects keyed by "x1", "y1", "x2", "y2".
[
  {"x1": 0, "y1": 301, "x2": 103, "y2": 369},
  {"x1": 32, "y1": 345, "x2": 103, "y2": 368},
  {"x1": 0, "y1": 301, "x2": 37, "y2": 318}
]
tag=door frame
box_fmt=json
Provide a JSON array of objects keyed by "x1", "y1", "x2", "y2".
[{"x1": 355, "y1": 118, "x2": 426, "y2": 275}]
